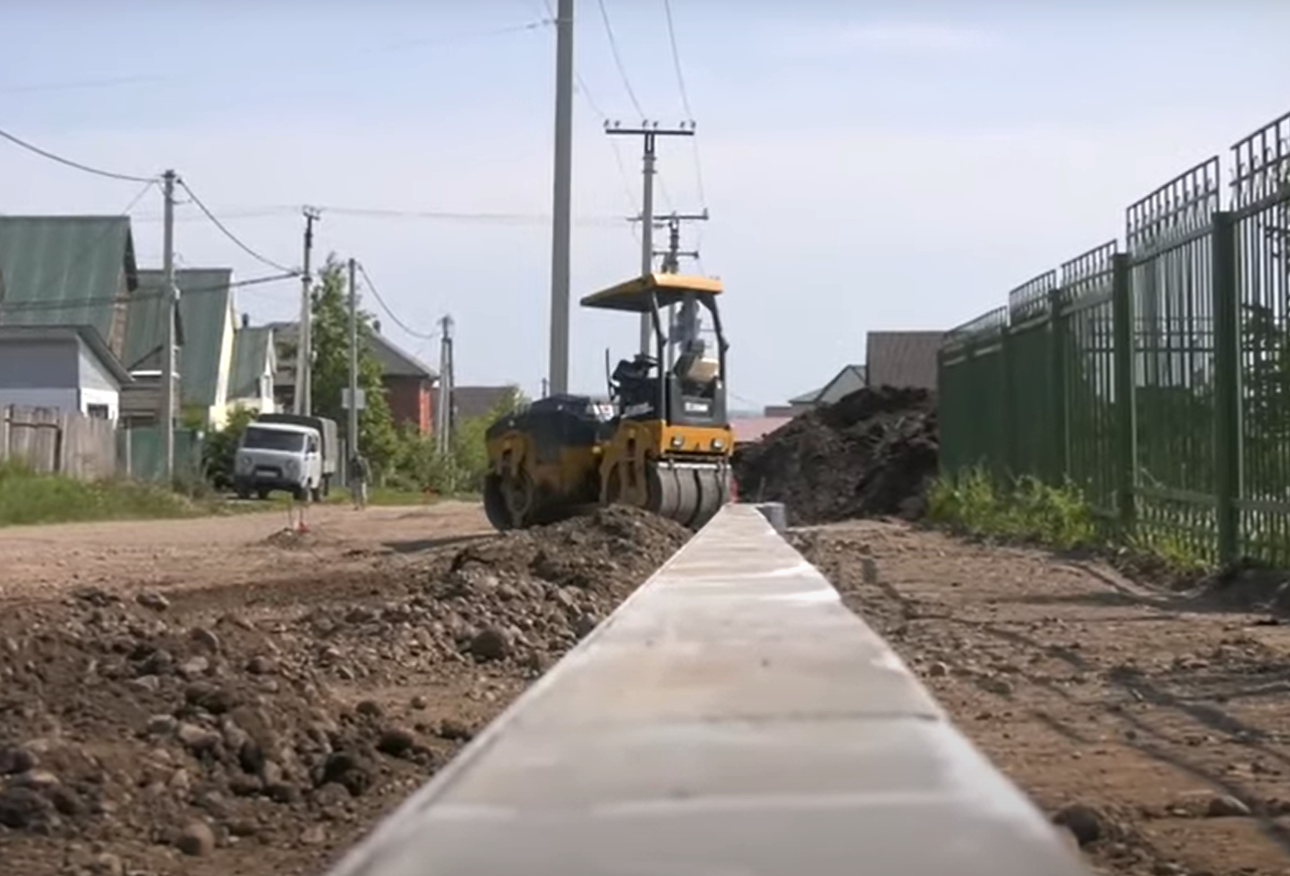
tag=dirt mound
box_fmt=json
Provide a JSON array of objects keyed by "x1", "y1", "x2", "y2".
[
  {"x1": 0, "y1": 507, "x2": 691, "y2": 874},
  {"x1": 733, "y1": 386, "x2": 938, "y2": 525}
]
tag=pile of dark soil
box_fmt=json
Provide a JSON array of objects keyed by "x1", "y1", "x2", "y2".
[
  {"x1": 733, "y1": 386, "x2": 938, "y2": 525},
  {"x1": 0, "y1": 506, "x2": 690, "y2": 874}
]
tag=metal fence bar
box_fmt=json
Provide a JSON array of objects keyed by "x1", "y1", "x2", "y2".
[{"x1": 936, "y1": 107, "x2": 1290, "y2": 568}]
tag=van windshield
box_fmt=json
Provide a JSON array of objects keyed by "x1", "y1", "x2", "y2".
[{"x1": 242, "y1": 427, "x2": 306, "y2": 453}]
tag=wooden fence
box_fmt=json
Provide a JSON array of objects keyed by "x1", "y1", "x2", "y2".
[{"x1": 0, "y1": 406, "x2": 117, "y2": 480}]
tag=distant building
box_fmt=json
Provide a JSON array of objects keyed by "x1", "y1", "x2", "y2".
[
  {"x1": 777, "y1": 364, "x2": 867, "y2": 415},
  {"x1": 453, "y1": 385, "x2": 521, "y2": 422},
  {"x1": 124, "y1": 268, "x2": 238, "y2": 427},
  {"x1": 270, "y1": 321, "x2": 438, "y2": 435},
  {"x1": 227, "y1": 318, "x2": 277, "y2": 413},
  {"x1": 731, "y1": 416, "x2": 792, "y2": 446},
  {"x1": 0, "y1": 215, "x2": 139, "y2": 357},
  {"x1": 865, "y1": 331, "x2": 944, "y2": 391},
  {"x1": 0, "y1": 325, "x2": 132, "y2": 420}
]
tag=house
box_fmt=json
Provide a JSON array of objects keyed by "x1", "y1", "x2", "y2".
[
  {"x1": 452, "y1": 385, "x2": 520, "y2": 423},
  {"x1": 777, "y1": 364, "x2": 867, "y2": 414},
  {"x1": 0, "y1": 215, "x2": 139, "y2": 358},
  {"x1": 227, "y1": 317, "x2": 277, "y2": 413},
  {"x1": 269, "y1": 321, "x2": 438, "y2": 435},
  {"x1": 122, "y1": 268, "x2": 237, "y2": 428},
  {"x1": 0, "y1": 325, "x2": 132, "y2": 419},
  {"x1": 369, "y1": 321, "x2": 436, "y2": 435},
  {"x1": 731, "y1": 416, "x2": 792, "y2": 446},
  {"x1": 865, "y1": 330, "x2": 944, "y2": 391}
]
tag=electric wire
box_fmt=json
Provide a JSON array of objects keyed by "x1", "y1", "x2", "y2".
[
  {"x1": 176, "y1": 180, "x2": 298, "y2": 275},
  {"x1": 660, "y1": 0, "x2": 708, "y2": 210},
  {"x1": 0, "y1": 126, "x2": 157, "y2": 183},
  {"x1": 356, "y1": 262, "x2": 439, "y2": 341},
  {"x1": 594, "y1": 0, "x2": 645, "y2": 120}
]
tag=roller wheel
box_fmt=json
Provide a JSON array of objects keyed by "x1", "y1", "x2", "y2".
[
  {"x1": 673, "y1": 468, "x2": 700, "y2": 526},
  {"x1": 645, "y1": 462, "x2": 682, "y2": 520},
  {"x1": 690, "y1": 468, "x2": 723, "y2": 530},
  {"x1": 483, "y1": 470, "x2": 534, "y2": 530},
  {"x1": 483, "y1": 473, "x2": 514, "y2": 531}
]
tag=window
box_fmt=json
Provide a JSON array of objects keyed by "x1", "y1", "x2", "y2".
[
  {"x1": 86, "y1": 404, "x2": 110, "y2": 420},
  {"x1": 242, "y1": 427, "x2": 306, "y2": 452}
]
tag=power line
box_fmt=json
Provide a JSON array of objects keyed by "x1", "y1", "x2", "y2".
[
  {"x1": 660, "y1": 0, "x2": 708, "y2": 210},
  {"x1": 355, "y1": 262, "x2": 439, "y2": 341},
  {"x1": 0, "y1": 126, "x2": 156, "y2": 183},
  {"x1": 132, "y1": 203, "x2": 633, "y2": 229},
  {"x1": 595, "y1": 0, "x2": 645, "y2": 119},
  {"x1": 176, "y1": 180, "x2": 298, "y2": 275},
  {"x1": 661, "y1": 0, "x2": 694, "y2": 121}
]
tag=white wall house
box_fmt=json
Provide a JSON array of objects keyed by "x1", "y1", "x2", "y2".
[{"x1": 0, "y1": 325, "x2": 132, "y2": 420}]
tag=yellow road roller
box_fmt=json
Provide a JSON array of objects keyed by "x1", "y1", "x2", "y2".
[{"x1": 482, "y1": 271, "x2": 734, "y2": 531}]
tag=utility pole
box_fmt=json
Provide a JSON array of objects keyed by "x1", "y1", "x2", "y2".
[
  {"x1": 632, "y1": 210, "x2": 707, "y2": 368},
  {"x1": 347, "y1": 258, "x2": 359, "y2": 466},
  {"x1": 436, "y1": 315, "x2": 455, "y2": 456},
  {"x1": 548, "y1": 0, "x2": 574, "y2": 397},
  {"x1": 160, "y1": 169, "x2": 178, "y2": 483},
  {"x1": 296, "y1": 206, "x2": 320, "y2": 415},
  {"x1": 606, "y1": 121, "x2": 696, "y2": 354}
]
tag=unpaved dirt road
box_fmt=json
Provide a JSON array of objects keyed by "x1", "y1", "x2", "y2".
[
  {"x1": 0, "y1": 503, "x2": 690, "y2": 876},
  {"x1": 796, "y1": 521, "x2": 1290, "y2": 876}
]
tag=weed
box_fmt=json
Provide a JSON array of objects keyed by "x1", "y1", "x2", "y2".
[
  {"x1": 927, "y1": 466, "x2": 1097, "y2": 551},
  {"x1": 0, "y1": 462, "x2": 195, "y2": 527}
]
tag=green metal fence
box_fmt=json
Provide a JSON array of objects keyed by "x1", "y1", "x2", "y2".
[
  {"x1": 116, "y1": 426, "x2": 204, "y2": 483},
  {"x1": 938, "y1": 109, "x2": 1290, "y2": 567}
]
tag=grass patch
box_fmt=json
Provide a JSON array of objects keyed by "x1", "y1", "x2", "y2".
[
  {"x1": 0, "y1": 463, "x2": 197, "y2": 527},
  {"x1": 927, "y1": 467, "x2": 1097, "y2": 550},
  {"x1": 927, "y1": 465, "x2": 1213, "y2": 576}
]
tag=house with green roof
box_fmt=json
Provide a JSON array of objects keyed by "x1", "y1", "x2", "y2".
[
  {"x1": 0, "y1": 215, "x2": 139, "y2": 357},
  {"x1": 123, "y1": 268, "x2": 238, "y2": 428},
  {"x1": 227, "y1": 318, "x2": 277, "y2": 413}
]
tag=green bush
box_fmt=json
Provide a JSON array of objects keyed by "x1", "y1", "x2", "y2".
[
  {"x1": 927, "y1": 467, "x2": 1097, "y2": 551},
  {"x1": 0, "y1": 462, "x2": 194, "y2": 527}
]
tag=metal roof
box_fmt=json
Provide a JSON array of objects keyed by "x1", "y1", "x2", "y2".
[
  {"x1": 865, "y1": 331, "x2": 944, "y2": 391},
  {"x1": 0, "y1": 215, "x2": 138, "y2": 353},
  {"x1": 788, "y1": 364, "x2": 867, "y2": 406},
  {"x1": 269, "y1": 321, "x2": 436, "y2": 380},
  {"x1": 126, "y1": 268, "x2": 233, "y2": 407},
  {"x1": 229, "y1": 325, "x2": 274, "y2": 400},
  {"x1": 0, "y1": 323, "x2": 133, "y2": 385},
  {"x1": 580, "y1": 272, "x2": 723, "y2": 313}
]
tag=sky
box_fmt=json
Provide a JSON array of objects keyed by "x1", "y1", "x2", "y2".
[{"x1": 2, "y1": 0, "x2": 1289, "y2": 410}]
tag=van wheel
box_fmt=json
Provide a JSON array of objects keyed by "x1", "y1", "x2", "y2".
[
  {"x1": 293, "y1": 485, "x2": 308, "y2": 503},
  {"x1": 256, "y1": 489, "x2": 270, "y2": 501}
]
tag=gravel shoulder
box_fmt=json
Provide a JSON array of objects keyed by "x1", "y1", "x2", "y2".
[
  {"x1": 0, "y1": 503, "x2": 689, "y2": 876},
  {"x1": 795, "y1": 521, "x2": 1290, "y2": 876}
]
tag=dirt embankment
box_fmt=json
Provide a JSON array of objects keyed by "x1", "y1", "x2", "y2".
[
  {"x1": 733, "y1": 386, "x2": 938, "y2": 524},
  {"x1": 0, "y1": 506, "x2": 690, "y2": 876}
]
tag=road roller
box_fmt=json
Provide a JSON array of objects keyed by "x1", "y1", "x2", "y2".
[{"x1": 482, "y1": 271, "x2": 734, "y2": 531}]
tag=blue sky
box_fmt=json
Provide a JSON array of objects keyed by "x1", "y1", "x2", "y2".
[{"x1": 3, "y1": 1, "x2": 1289, "y2": 408}]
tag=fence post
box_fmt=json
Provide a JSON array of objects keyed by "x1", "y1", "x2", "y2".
[
  {"x1": 1111, "y1": 253, "x2": 1137, "y2": 534},
  {"x1": 997, "y1": 324, "x2": 1012, "y2": 480},
  {"x1": 1048, "y1": 289, "x2": 1069, "y2": 481},
  {"x1": 1210, "y1": 210, "x2": 1241, "y2": 566}
]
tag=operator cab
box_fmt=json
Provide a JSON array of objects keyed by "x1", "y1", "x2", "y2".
[{"x1": 582, "y1": 272, "x2": 729, "y2": 427}]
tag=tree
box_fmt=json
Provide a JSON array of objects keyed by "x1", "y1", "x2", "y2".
[{"x1": 309, "y1": 254, "x2": 399, "y2": 469}]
